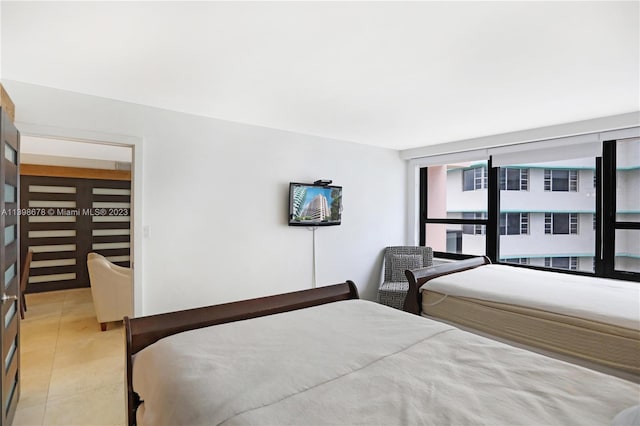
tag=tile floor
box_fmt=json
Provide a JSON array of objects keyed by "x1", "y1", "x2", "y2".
[{"x1": 12, "y1": 288, "x2": 125, "y2": 426}]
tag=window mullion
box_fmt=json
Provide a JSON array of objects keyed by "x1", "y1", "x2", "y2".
[
  {"x1": 419, "y1": 167, "x2": 428, "y2": 246},
  {"x1": 602, "y1": 142, "x2": 616, "y2": 276},
  {"x1": 486, "y1": 157, "x2": 499, "y2": 262}
]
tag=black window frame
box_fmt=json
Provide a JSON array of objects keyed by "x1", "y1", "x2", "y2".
[
  {"x1": 419, "y1": 158, "x2": 499, "y2": 262},
  {"x1": 601, "y1": 140, "x2": 640, "y2": 280}
]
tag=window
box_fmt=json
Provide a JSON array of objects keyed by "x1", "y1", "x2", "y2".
[
  {"x1": 544, "y1": 256, "x2": 578, "y2": 270},
  {"x1": 545, "y1": 213, "x2": 578, "y2": 235},
  {"x1": 500, "y1": 213, "x2": 528, "y2": 235},
  {"x1": 421, "y1": 161, "x2": 488, "y2": 258},
  {"x1": 544, "y1": 169, "x2": 578, "y2": 191},
  {"x1": 419, "y1": 140, "x2": 638, "y2": 280},
  {"x1": 500, "y1": 168, "x2": 528, "y2": 191},
  {"x1": 608, "y1": 137, "x2": 640, "y2": 275},
  {"x1": 463, "y1": 167, "x2": 487, "y2": 191}
]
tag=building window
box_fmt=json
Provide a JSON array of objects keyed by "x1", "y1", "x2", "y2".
[
  {"x1": 544, "y1": 169, "x2": 578, "y2": 191},
  {"x1": 504, "y1": 258, "x2": 529, "y2": 265},
  {"x1": 463, "y1": 167, "x2": 487, "y2": 191},
  {"x1": 500, "y1": 213, "x2": 528, "y2": 235},
  {"x1": 544, "y1": 256, "x2": 578, "y2": 270},
  {"x1": 500, "y1": 168, "x2": 528, "y2": 191},
  {"x1": 545, "y1": 213, "x2": 578, "y2": 234},
  {"x1": 446, "y1": 230, "x2": 462, "y2": 254},
  {"x1": 462, "y1": 212, "x2": 486, "y2": 235}
]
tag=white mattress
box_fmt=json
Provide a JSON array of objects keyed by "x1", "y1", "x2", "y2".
[
  {"x1": 133, "y1": 299, "x2": 639, "y2": 426},
  {"x1": 421, "y1": 264, "x2": 640, "y2": 329}
]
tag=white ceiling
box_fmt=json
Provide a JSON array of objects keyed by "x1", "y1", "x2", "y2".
[{"x1": 1, "y1": 1, "x2": 638, "y2": 150}]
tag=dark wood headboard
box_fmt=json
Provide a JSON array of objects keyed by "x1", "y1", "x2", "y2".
[
  {"x1": 403, "y1": 257, "x2": 490, "y2": 314},
  {"x1": 124, "y1": 281, "x2": 359, "y2": 426}
]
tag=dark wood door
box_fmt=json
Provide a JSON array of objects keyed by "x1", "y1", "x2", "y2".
[
  {"x1": 0, "y1": 108, "x2": 20, "y2": 425},
  {"x1": 20, "y1": 175, "x2": 131, "y2": 293}
]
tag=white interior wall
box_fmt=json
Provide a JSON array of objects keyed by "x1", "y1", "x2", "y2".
[{"x1": 5, "y1": 80, "x2": 406, "y2": 315}]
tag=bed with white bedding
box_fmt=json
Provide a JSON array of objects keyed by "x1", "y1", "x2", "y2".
[
  {"x1": 126, "y1": 281, "x2": 639, "y2": 425},
  {"x1": 404, "y1": 258, "x2": 640, "y2": 376}
]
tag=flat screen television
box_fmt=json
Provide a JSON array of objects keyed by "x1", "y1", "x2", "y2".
[{"x1": 288, "y1": 182, "x2": 342, "y2": 226}]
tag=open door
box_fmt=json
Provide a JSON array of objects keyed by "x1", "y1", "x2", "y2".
[{"x1": 0, "y1": 108, "x2": 20, "y2": 425}]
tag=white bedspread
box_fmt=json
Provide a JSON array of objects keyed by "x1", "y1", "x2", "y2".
[
  {"x1": 133, "y1": 299, "x2": 639, "y2": 425},
  {"x1": 421, "y1": 264, "x2": 640, "y2": 329}
]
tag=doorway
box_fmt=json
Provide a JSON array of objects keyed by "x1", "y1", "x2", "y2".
[
  {"x1": 20, "y1": 136, "x2": 134, "y2": 294},
  {"x1": 20, "y1": 140, "x2": 133, "y2": 297}
]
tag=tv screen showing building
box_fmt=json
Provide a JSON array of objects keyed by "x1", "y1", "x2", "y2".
[{"x1": 289, "y1": 184, "x2": 342, "y2": 226}]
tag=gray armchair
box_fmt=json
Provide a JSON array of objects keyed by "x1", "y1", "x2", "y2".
[{"x1": 377, "y1": 246, "x2": 433, "y2": 310}]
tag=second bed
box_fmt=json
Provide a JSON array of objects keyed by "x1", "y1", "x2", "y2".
[{"x1": 404, "y1": 258, "x2": 640, "y2": 377}]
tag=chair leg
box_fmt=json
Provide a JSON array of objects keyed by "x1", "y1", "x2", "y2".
[
  {"x1": 19, "y1": 296, "x2": 25, "y2": 320},
  {"x1": 21, "y1": 293, "x2": 27, "y2": 312},
  {"x1": 100, "y1": 322, "x2": 107, "y2": 332}
]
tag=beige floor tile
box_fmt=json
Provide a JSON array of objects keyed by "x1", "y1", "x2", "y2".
[
  {"x1": 12, "y1": 402, "x2": 45, "y2": 426},
  {"x1": 48, "y1": 352, "x2": 124, "y2": 400},
  {"x1": 54, "y1": 330, "x2": 122, "y2": 362},
  {"x1": 22, "y1": 309, "x2": 62, "y2": 325},
  {"x1": 43, "y1": 382, "x2": 125, "y2": 426},
  {"x1": 14, "y1": 288, "x2": 125, "y2": 425},
  {"x1": 24, "y1": 300, "x2": 64, "y2": 312},
  {"x1": 63, "y1": 294, "x2": 94, "y2": 308},
  {"x1": 26, "y1": 291, "x2": 67, "y2": 305},
  {"x1": 57, "y1": 315, "x2": 100, "y2": 334},
  {"x1": 21, "y1": 318, "x2": 60, "y2": 334},
  {"x1": 20, "y1": 327, "x2": 58, "y2": 352},
  {"x1": 67, "y1": 302, "x2": 95, "y2": 311},
  {"x1": 20, "y1": 348, "x2": 55, "y2": 379},
  {"x1": 18, "y1": 371, "x2": 51, "y2": 409}
]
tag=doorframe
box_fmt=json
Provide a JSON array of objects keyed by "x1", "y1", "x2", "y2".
[{"x1": 14, "y1": 122, "x2": 144, "y2": 316}]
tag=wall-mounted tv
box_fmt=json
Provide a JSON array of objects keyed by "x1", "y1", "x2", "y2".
[{"x1": 289, "y1": 182, "x2": 342, "y2": 226}]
